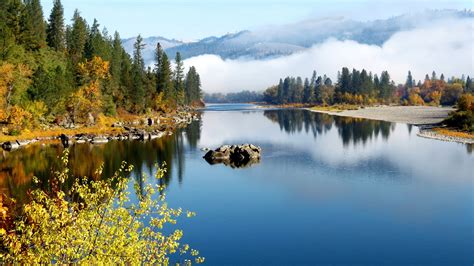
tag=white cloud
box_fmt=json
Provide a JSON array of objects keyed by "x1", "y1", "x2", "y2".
[{"x1": 184, "y1": 18, "x2": 474, "y2": 93}]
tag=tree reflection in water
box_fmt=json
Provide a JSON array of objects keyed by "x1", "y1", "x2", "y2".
[
  {"x1": 0, "y1": 119, "x2": 202, "y2": 203},
  {"x1": 263, "y1": 109, "x2": 395, "y2": 147}
]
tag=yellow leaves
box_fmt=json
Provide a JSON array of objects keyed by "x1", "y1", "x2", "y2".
[
  {"x1": 78, "y1": 56, "x2": 110, "y2": 82},
  {"x1": 0, "y1": 194, "x2": 8, "y2": 220},
  {"x1": 458, "y1": 93, "x2": 474, "y2": 112},
  {"x1": 7, "y1": 105, "x2": 33, "y2": 130},
  {"x1": 408, "y1": 88, "x2": 425, "y2": 106},
  {"x1": 1, "y1": 150, "x2": 202, "y2": 264},
  {"x1": 68, "y1": 56, "x2": 111, "y2": 125}
]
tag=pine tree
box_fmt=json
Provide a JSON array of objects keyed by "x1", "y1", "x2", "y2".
[
  {"x1": 379, "y1": 71, "x2": 393, "y2": 100},
  {"x1": 67, "y1": 10, "x2": 88, "y2": 65},
  {"x1": 405, "y1": 71, "x2": 413, "y2": 88},
  {"x1": 0, "y1": 1, "x2": 16, "y2": 60},
  {"x1": 158, "y1": 53, "x2": 174, "y2": 102},
  {"x1": 22, "y1": 0, "x2": 46, "y2": 50},
  {"x1": 46, "y1": 0, "x2": 65, "y2": 51},
  {"x1": 131, "y1": 35, "x2": 145, "y2": 112},
  {"x1": 174, "y1": 52, "x2": 185, "y2": 105},
  {"x1": 465, "y1": 76, "x2": 473, "y2": 93},
  {"x1": 338, "y1": 67, "x2": 351, "y2": 94},
  {"x1": 277, "y1": 79, "x2": 284, "y2": 104},
  {"x1": 303, "y1": 78, "x2": 311, "y2": 103},
  {"x1": 154, "y1": 42, "x2": 164, "y2": 94},
  {"x1": 184, "y1": 66, "x2": 201, "y2": 105}
]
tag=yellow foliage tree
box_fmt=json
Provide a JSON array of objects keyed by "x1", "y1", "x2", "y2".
[
  {"x1": 408, "y1": 88, "x2": 425, "y2": 106},
  {"x1": 67, "y1": 57, "x2": 109, "y2": 125},
  {"x1": 0, "y1": 63, "x2": 33, "y2": 127}
]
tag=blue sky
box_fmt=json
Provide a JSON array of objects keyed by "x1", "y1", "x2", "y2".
[{"x1": 40, "y1": 0, "x2": 472, "y2": 40}]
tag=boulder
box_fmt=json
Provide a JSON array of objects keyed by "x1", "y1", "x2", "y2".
[
  {"x1": 2, "y1": 141, "x2": 20, "y2": 151},
  {"x1": 203, "y1": 144, "x2": 261, "y2": 168},
  {"x1": 91, "y1": 137, "x2": 108, "y2": 144},
  {"x1": 60, "y1": 134, "x2": 70, "y2": 147}
]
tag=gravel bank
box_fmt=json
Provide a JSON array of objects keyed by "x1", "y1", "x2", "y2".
[
  {"x1": 417, "y1": 129, "x2": 474, "y2": 144},
  {"x1": 307, "y1": 106, "x2": 454, "y2": 125}
]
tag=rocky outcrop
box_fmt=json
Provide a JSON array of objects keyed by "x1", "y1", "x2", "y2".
[{"x1": 203, "y1": 144, "x2": 262, "y2": 168}]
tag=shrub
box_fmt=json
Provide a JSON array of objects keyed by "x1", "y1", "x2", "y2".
[
  {"x1": 444, "y1": 111, "x2": 474, "y2": 132},
  {"x1": 457, "y1": 93, "x2": 474, "y2": 112},
  {"x1": 0, "y1": 150, "x2": 203, "y2": 264}
]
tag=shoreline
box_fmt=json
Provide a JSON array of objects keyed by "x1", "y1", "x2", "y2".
[
  {"x1": 306, "y1": 105, "x2": 454, "y2": 125},
  {"x1": 417, "y1": 128, "x2": 474, "y2": 144},
  {"x1": 0, "y1": 111, "x2": 199, "y2": 152},
  {"x1": 305, "y1": 105, "x2": 474, "y2": 144}
]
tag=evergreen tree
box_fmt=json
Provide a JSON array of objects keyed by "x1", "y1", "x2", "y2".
[
  {"x1": 154, "y1": 42, "x2": 164, "y2": 94},
  {"x1": 379, "y1": 71, "x2": 393, "y2": 100},
  {"x1": 22, "y1": 0, "x2": 46, "y2": 50},
  {"x1": 360, "y1": 69, "x2": 373, "y2": 95},
  {"x1": 174, "y1": 52, "x2": 185, "y2": 105},
  {"x1": 184, "y1": 66, "x2": 201, "y2": 105},
  {"x1": 0, "y1": 1, "x2": 16, "y2": 60},
  {"x1": 4, "y1": 0, "x2": 24, "y2": 43},
  {"x1": 46, "y1": 0, "x2": 65, "y2": 51},
  {"x1": 337, "y1": 67, "x2": 351, "y2": 94},
  {"x1": 405, "y1": 71, "x2": 413, "y2": 88},
  {"x1": 465, "y1": 76, "x2": 473, "y2": 93},
  {"x1": 277, "y1": 79, "x2": 284, "y2": 104},
  {"x1": 303, "y1": 78, "x2": 311, "y2": 103},
  {"x1": 131, "y1": 35, "x2": 145, "y2": 112},
  {"x1": 67, "y1": 10, "x2": 88, "y2": 65},
  {"x1": 158, "y1": 53, "x2": 174, "y2": 101}
]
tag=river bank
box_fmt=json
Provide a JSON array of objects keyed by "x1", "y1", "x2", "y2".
[
  {"x1": 0, "y1": 111, "x2": 199, "y2": 151},
  {"x1": 307, "y1": 105, "x2": 454, "y2": 125},
  {"x1": 306, "y1": 105, "x2": 474, "y2": 144}
]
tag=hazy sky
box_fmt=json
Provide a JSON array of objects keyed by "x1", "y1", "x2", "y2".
[{"x1": 40, "y1": 0, "x2": 472, "y2": 40}]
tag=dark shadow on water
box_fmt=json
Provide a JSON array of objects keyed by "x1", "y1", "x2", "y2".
[{"x1": 263, "y1": 109, "x2": 395, "y2": 147}]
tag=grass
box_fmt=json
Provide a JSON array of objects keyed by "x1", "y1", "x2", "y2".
[
  {"x1": 432, "y1": 128, "x2": 474, "y2": 140},
  {"x1": 310, "y1": 104, "x2": 360, "y2": 112}
]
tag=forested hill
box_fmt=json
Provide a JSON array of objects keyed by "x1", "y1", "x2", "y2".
[{"x1": 0, "y1": 0, "x2": 202, "y2": 136}]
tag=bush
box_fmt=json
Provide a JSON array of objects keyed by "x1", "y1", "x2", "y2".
[
  {"x1": 457, "y1": 94, "x2": 474, "y2": 112},
  {"x1": 0, "y1": 150, "x2": 204, "y2": 264},
  {"x1": 445, "y1": 111, "x2": 474, "y2": 132}
]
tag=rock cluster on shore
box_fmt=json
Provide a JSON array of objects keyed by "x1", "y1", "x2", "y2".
[
  {"x1": 203, "y1": 144, "x2": 262, "y2": 168},
  {"x1": 1, "y1": 112, "x2": 200, "y2": 151}
]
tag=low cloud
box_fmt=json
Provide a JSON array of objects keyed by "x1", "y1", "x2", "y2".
[{"x1": 184, "y1": 18, "x2": 473, "y2": 93}]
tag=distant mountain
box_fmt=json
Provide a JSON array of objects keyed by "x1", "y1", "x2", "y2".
[
  {"x1": 121, "y1": 36, "x2": 184, "y2": 65},
  {"x1": 125, "y1": 10, "x2": 473, "y2": 63}
]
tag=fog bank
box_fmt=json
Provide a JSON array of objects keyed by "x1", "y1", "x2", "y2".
[{"x1": 184, "y1": 18, "x2": 473, "y2": 93}]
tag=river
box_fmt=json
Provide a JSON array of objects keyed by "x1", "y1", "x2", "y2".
[{"x1": 1, "y1": 104, "x2": 473, "y2": 265}]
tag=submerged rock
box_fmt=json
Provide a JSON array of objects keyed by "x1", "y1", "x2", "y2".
[{"x1": 203, "y1": 144, "x2": 262, "y2": 168}]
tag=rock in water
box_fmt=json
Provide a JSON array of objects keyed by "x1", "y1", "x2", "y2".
[
  {"x1": 2, "y1": 141, "x2": 20, "y2": 151},
  {"x1": 203, "y1": 144, "x2": 261, "y2": 168},
  {"x1": 60, "y1": 134, "x2": 70, "y2": 147}
]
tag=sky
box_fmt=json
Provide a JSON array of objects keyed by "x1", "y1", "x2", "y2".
[{"x1": 40, "y1": 0, "x2": 473, "y2": 40}]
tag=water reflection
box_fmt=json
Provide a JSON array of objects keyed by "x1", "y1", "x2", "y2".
[
  {"x1": 0, "y1": 119, "x2": 202, "y2": 202},
  {"x1": 263, "y1": 109, "x2": 395, "y2": 147}
]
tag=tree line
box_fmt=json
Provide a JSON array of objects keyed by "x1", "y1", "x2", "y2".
[
  {"x1": 263, "y1": 68, "x2": 473, "y2": 106},
  {"x1": 0, "y1": 0, "x2": 202, "y2": 135}
]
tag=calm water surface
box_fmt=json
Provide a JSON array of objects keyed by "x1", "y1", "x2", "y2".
[{"x1": 1, "y1": 104, "x2": 473, "y2": 265}]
